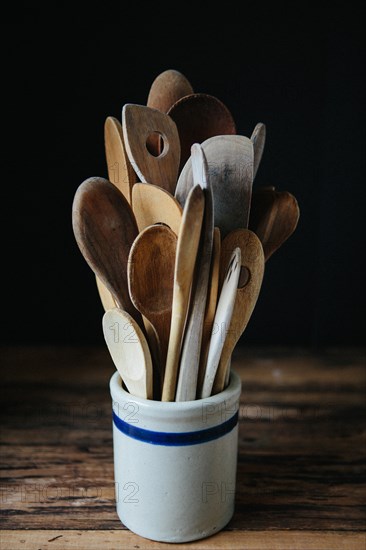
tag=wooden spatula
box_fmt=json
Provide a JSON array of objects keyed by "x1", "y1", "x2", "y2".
[
  {"x1": 175, "y1": 144, "x2": 214, "y2": 402},
  {"x1": 122, "y1": 104, "x2": 180, "y2": 195},
  {"x1": 147, "y1": 69, "x2": 194, "y2": 113},
  {"x1": 175, "y1": 135, "x2": 254, "y2": 238},
  {"x1": 251, "y1": 122, "x2": 266, "y2": 180},
  {"x1": 197, "y1": 226, "x2": 221, "y2": 395},
  {"x1": 162, "y1": 184, "x2": 205, "y2": 401}
]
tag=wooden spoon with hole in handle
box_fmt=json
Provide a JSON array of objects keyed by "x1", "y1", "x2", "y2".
[
  {"x1": 197, "y1": 226, "x2": 221, "y2": 396},
  {"x1": 128, "y1": 223, "x2": 177, "y2": 388},
  {"x1": 72, "y1": 176, "x2": 143, "y2": 328},
  {"x1": 104, "y1": 116, "x2": 137, "y2": 204},
  {"x1": 103, "y1": 308, "x2": 153, "y2": 399},
  {"x1": 249, "y1": 187, "x2": 300, "y2": 261},
  {"x1": 175, "y1": 135, "x2": 254, "y2": 239},
  {"x1": 199, "y1": 247, "x2": 242, "y2": 399},
  {"x1": 175, "y1": 144, "x2": 214, "y2": 402},
  {"x1": 162, "y1": 184, "x2": 205, "y2": 401},
  {"x1": 132, "y1": 182, "x2": 182, "y2": 235},
  {"x1": 213, "y1": 229, "x2": 265, "y2": 394},
  {"x1": 167, "y1": 93, "x2": 236, "y2": 173},
  {"x1": 122, "y1": 104, "x2": 180, "y2": 195},
  {"x1": 147, "y1": 69, "x2": 194, "y2": 113},
  {"x1": 251, "y1": 122, "x2": 266, "y2": 180}
]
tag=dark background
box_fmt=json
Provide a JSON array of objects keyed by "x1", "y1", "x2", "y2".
[{"x1": 1, "y1": 5, "x2": 365, "y2": 348}]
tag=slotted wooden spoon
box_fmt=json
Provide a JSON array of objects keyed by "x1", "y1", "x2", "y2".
[
  {"x1": 122, "y1": 104, "x2": 180, "y2": 195},
  {"x1": 213, "y1": 229, "x2": 264, "y2": 394},
  {"x1": 199, "y1": 248, "x2": 242, "y2": 399}
]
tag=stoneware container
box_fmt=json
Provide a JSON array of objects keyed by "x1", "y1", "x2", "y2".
[{"x1": 109, "y1": 369, "x2": 241, "y2": 543}]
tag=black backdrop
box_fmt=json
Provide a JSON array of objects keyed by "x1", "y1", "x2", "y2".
[{"x1": 2, "y1": 5, "x2": 365, "y2": 348}]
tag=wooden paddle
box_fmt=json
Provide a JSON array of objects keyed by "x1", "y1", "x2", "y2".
[{"x1": 162, "y1": 184, "x2": 205, "y2": 401}]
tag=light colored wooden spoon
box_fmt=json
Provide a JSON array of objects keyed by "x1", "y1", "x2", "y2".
[
  {"x1": 167, "y1": 93, "x2": 236, "y2": 173},
  {"x1": 251, "y1": 122, "x2": 266, "y2": 179},
  {"x1": 249, "y1": 187, "x2": 300, "y2": 260},
  {"x1": 162, "y1": 184, "x2": 205, "y2": 402},
  {"x1": 175, "y1": 144, "x2": 214, "y2": 401},
  {"x1": 128, "y1": 223, "x2": 177, "y2": 385},
  {"x1": 197, "y1": 226, "x2": 221, "y2": 395},
  {"x1": 72, "y1": 176, "x2": 143, "y2": 327},
  {"x1": 199, "y1": 247, "x2": 241, "y2": 399},
  {"x1": 175, "y1": 135, "x2": 254, "y2": 239},
  {"x1": 147, "y1": 69, "x2": 194, "y2": 113},
  {"x1": 131, "y1": 182, "x2": 182, "y2": 235},
  {"x1": 122, "y1": 104, "x2": 180, "y2": 195},
  {"x1": 102, "y1": 308, "x2": 153, "y2": 399},
  {"x1": 212, "y1": 229, "x2": 265, "y2": 395},
  {"x1": 104, "y1": 116, "x2": 137, "y2": 204}
]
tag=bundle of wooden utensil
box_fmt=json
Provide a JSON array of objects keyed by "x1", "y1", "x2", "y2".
[{"x1": 72, "y1": 69, "x2": 300, "y2": 402}]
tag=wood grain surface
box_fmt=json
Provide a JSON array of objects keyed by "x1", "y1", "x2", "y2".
[{"x1": 1, "y1": 346, "x2": 365, "y2": 549}]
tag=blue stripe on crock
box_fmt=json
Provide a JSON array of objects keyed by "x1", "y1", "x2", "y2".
[{"x1": 112, "y1": 411, "x2": 238, "y2": 446}]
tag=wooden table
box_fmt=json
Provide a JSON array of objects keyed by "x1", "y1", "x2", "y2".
[{"x1": 1, "y1": 346, "x2": 365, "y2": 549}]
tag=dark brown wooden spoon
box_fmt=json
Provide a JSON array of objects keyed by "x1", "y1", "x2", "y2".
[
  {"x1": 167, "y1": 93, "x2": 236, "y2": 173},
  {"x1": 147, "y1": 69, "x2": 194, "y2": 113},
  {"x1": 71, "y1": 176, "x2": 143, "y2": 327},
  {"x1": 249, "y1": 186, "x2": 300, "y2": 260}
]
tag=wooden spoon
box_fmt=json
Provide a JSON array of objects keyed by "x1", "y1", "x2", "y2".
[
  {"x1": 175, "y1": 144, "x2": 214, "y2": 402},
  {"x1": 122, "y1": 104, "x2": 180, "y2": 195},
  {"x1": 249, "y1": 187, "x2": 300, "y2": 260},
  {"x1": 102, "y1": 308, "x2": 153, "y2": 399},
  {"x1": 147, "y1": 69, "x2": 194, "y2": 113},
  {"x1": 197, "y1": 226, "x2": 221, "y2": 396},
  {"x1": 162, "y1": 184, "x2": 205, "y2": 402},
  {"x1": 72, "y1": 176, "x2": 143, "y2": 327},
  {"x1": 128, "y1": 224, "x2": 177, "y2": 385},
  {"x1": 212, "y1": 229, "x2": 265, "y2": 395},
  {"x1": 199, "y1": 247, "x2": 242, "y2": 399},
  {"x1": 131, "y1": 182, "x2": 182, "y2": 235},
  {"x1": 104, "y1": 116, "x2": 137, "y2": 204},
  {"x1": 167, "y1": 93, "x2": 236, "y2": 173},
  {"x1": 175, "y1": 135, "x2": 254, "y2": 239},
  {"x1": 251, "y1": 122, "x2": 266, "y2": 180}
]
